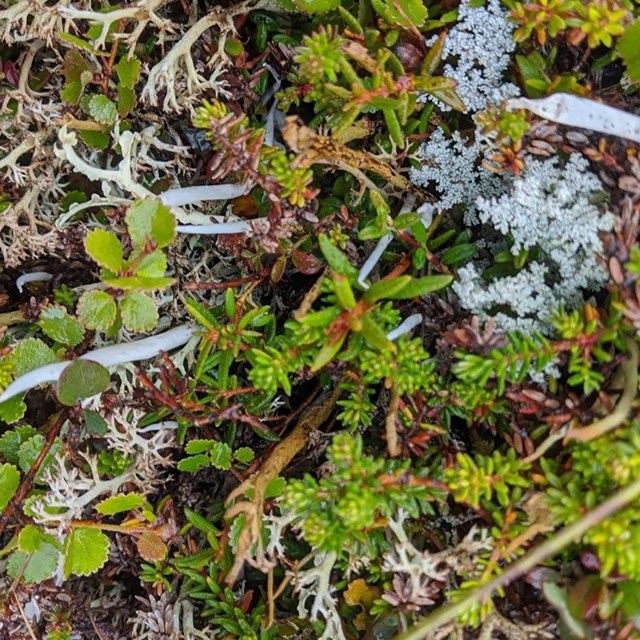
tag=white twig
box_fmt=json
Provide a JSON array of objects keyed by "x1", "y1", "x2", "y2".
[
  {"x1": 387, "y1": 314, "x2": 423, "y2": 341},
  {"x1": 160, "y1": 183, "x2": 250, "y2": 206},
  {"x1": 357, "y1": 233, "x2": 393, "y2": 289},
  {"x1": 16, "y1": 271, "x2": 53, "y2": 292},
  {"x1": 175, "y1": 221, "x2": 252, "y2": 235},
  {"x1": 506, "y1": 93, "x2": 640, "y2": 144}
]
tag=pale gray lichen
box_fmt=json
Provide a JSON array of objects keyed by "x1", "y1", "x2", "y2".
[
  {"x1": 410, "y1": 128, "x2": 501, "y2": 222},
  {"x1": 453, "y1": 154, "x2": 614, "y2": 334},
  {"x1": 436, "y1": 0, "x2": 519, "y2": 113}
]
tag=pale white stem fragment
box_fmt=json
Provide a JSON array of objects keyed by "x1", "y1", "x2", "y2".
[
  {"x1": 176, "y1": 222, "x2": 252, "y2": 235},
  {"x1": 358, "y1": 233, "x2": 393, "y2": 290},
  {"x1": 160, "y1": 183, "x2": 250, "y2": 206},
  {"x1": 16, "y1": 271, "x2": 53, "y2": 292},
  {"x1": 506, "y1": 93, "x2": 640, "y2": 144},
  {"x1": 0, "y1": 324, "x2": 197, "y2": 404},
  {"x1": 138, "y1": 421, "x2": 180, "y2": 433},
  {"x1": 387, "y1": 313, "x2": 423, "y2": 341}
]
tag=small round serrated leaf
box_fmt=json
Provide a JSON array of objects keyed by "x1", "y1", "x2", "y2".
[
  {"x1": 120, "y1": 292, "x2": 158, "y2": 333},
  {"x1": 77, "y1": 290, "x2": 117, "y2": 331},
  {"x1": 37, "y1": 305, "x2": 85, "y2": 347},
  {"x1": 8, "y1": 544, "x2": 59, "y2": 584},
  {"x1": 136, "y1": 532, "x2": 168, "y2": 562},
  {"x1": 126, "y1": 199, "x2": 176, "y2": 248},
  {"x1": 57, "y1": 359, "x2": 111, "y2": 406},
  {"x1": 0, "y1": 463, "x2": 20, "y2": 511},
  {"x1": 84, "y1": 229, "x2": 123, "y2": 272},
  {"x1": 86, "y1": 94, "x2": 117, "y2": 125},
  {"x1": 63, "y1": 528, "x2": 110, "y2": 578},
  {"x1": 12, "y1": 338, "x2": 57, "y2": 376}
]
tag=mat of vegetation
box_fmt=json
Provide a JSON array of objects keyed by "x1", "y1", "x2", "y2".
[{"x1": 1, "y1": 0, "x2": 640, "y2": 638}]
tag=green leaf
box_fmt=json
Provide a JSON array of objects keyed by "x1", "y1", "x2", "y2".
[
  {"x1": 115, "y1": 56, "x2": 141, "y2": 88},
  {"x1": 95, "y1": 493, "x2": 147, "y2": 515},
  {"x1": 37, "y1": 305, "x2": 85, "y2": 347},
  {"x1": 17, "y1": 434, "x2": 61, "y2": 477},
  {"x1": 63, "y1": 528, "x2": 110, "y2": 577},
  {"x1": 85, "y1": 94, "x2": 117, "y2": 125},
  {"x1": 12, "y1": 338, "x2": 58, "y2": 376},
  {"x1": 363, "y1": 276, "x2": 412, "y2": 304},
  {"x1": 311, "y1": 332, "x2": 347, "y2": 372},
  {"x1": 120, "y1": 292, "x2": 159, "y2": 332},
  {"x1": 18, "y1": 524, "x2": 48, "y2": 553},
  {"x1": 57, "y1": 359, "x2": 111, "y2": 406},
  {"x1": 126, "y1": 199, "x2": 176, "y2": 248},
  {"x1": 0, "y1": 395, "x2": 27, "y2": 424},
  {"x1": 234, "y1": 447, "x2": 255, "y2": 464},
  {"x1": 209, "y1": 442, "x2": 233, "y2": 470},
  {"x1": 333, "y1": 273, "x2": 356, "y2": 310},
  {"x1": 62, "y1": 50, "x2": 92, "y2": 104},
  {"x1": 294, "y1": 0, "x2": 340, "y2": 12},
  {"x1": 177, "y1": 454, "x2": 210, "y2": 472},
  {"x1": 387, "y1": 274, "x2": 453, "y2": 299},
  {"x1": 79, "y1": 129, "x2": 110, "y2": 150},
  {"x1": 77, "y1": 290, "x2": 118, "y2": 331},
  {"x1": 360, "y1": 313, "x2": 393, "y2": 350},
  {"x1": 0, "y1": 426, "x2": 37, "y2": 464},
  {"x1": 117, "y1": 85, "x2": 136, "y2": 117},
  {"x1": 85, "y1": 228, "x2": 123, "y2": 272},
  {"x1": 7, "y1": 543, "x2": 59, "y2": 584},
  {"x1": 185, "y1": 439, "x2": 216, "y2": 455},
  {"x1": 441, "y1": 243, "x2": 478, "y2": 266},
  {"x1": 318, "y1": 234, "x2": 359, "y2": 281},
  {"x1": 371, "y1": 0, "x2": 427, "y2": 27},
  {"x1": 83, "y1": 409, "x2": 108, "y2": 435},
  {"x1": 131, "y1": 249, "x2": 167, "y2": 278},
  {"x1": 103, "y1": 276, "x2": 176, "y2": 291},
  {"x1": 619, "y1": 20, "x2": 640, "y2": 82},
  {"x1": 265, "y1": 476, "x2": 287, "y2": 499},
  {"x1": 0, "y1": 463, "x2": 20, "y2": 511}
]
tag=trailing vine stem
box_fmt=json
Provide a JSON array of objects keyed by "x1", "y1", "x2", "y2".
[{"x1": 394, "y1": 471, "x2": 640, "y2": 640}]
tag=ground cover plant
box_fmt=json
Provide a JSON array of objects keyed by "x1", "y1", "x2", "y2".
[{"x1": 2, "y1": 0, "x2": 640, "y2": 637}]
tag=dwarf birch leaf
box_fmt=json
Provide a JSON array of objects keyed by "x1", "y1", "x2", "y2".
[
  {"x1": 18, "y1": 525, "x2": 47, "y2": 553},
  {"x1": 63, "y1": 528, "x2": 110, "y2": 577},
  {"x1": 136, "y1": 532, "x2": 168, "y2": 562},
  {"x1": 177, "y1": 454, "x2": 210, "y2": 472},
  {"x1": 77, "y1": 290, "x2": 118, "y2": 331},
  {"x1": 0, "y1": 426, "x2": 37, "y2": 464},
  {"x1": 12, "y1": 338, "x2": 57, "y2": 376},
  {"x1": 0, "y1": 395, "x2": 27, "y2": 424},
  {"x1": 115, "y1": 56, "x2": 141, "y2": 88},
  {"x1": 57, "y1": 360, "x2": 110, "y2": 406},
  {"x1": 209, "y1": 442, "x2": 232, "y2": 470},
  {"x1": 0, "y1": 463, "x2": 20, "y2": 511},
  {"x1": 234, "y1": 447, "x2": 255, "y2": 464},
  {"x1": 120, "y1": 292, "x2": 158, "y2": 332},
  {"x1": 126, "y1": 199, "x2": 176, "y2": 248},
  {"x1": 96, "y1": 493, "x2": 147, "y2": 515},
  {"x1": 85, "y1": 229, "x2": 123, "y2": 272},
  {"x1": 8, "y1": 544, "x2": 59, "y2": 584},
  {"x1": 132, "y1": 250, "x2": 167, "y2": 278},
  {"x1": 85, "y1": 94, "x2": 117, "y2": 125},
  {"x1": 38, "y1": 305, "x2": 85, "y2": 347}
]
